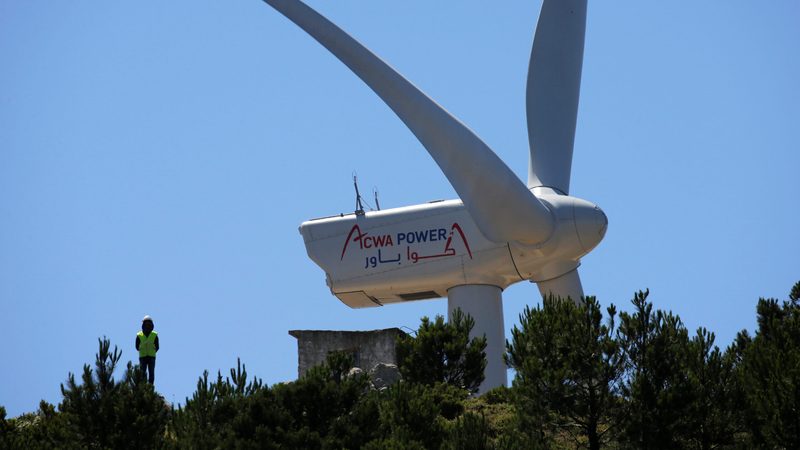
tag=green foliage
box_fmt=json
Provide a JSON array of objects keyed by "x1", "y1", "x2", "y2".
[
  {"x1": 736, "y1": 281, "x2": 800, "y2": 448},
  {"x1": 0, "y1": 338, "x2": 169, "y2": 449},
  {"x1": 507, "y1": 296, "x2": 623, "y2": 450},
  {"x1": 615, "y1": 290, "x2": 748, "y2": 449},
  {"x1": 168, "y1": 358, "x2": 277, "y2": 449},
  {"x1": 0, "y1": 406, "x2": 12, "y2": 448},
  {"x1": 616, "y1": 290, "x2": 695, "y2": 448},
  {"x1": 57, "y1": 337, "x2": 170, "y2": 449},
  {"x1": 170, "y1": 352, "x2": 474, "y2": 449},
  {"x1": 459, "y1": 390, "x2": 532, "y2": 450},
  {"x1": 443, "y1": 412, "x2": 493, "y2": 450},
  {"x1": 6, "y1": 281, "x2": 800, "y2": 448},
  {"x1": 0, "y1": 401, "x2": 78, "y2": 450},
  {"x1": 396, "y1": 308, "x2": 487, "y2": 393},
  {"x1": 682, "y1": 327, "x2": 741, "y2": 449},
  {"x1": 169, "y1": 352, "x2": 370, "y2": 449},
  {"x1": 376, "y1": 382, "x2": 446, "y2": 447},
  {"x1": 272, "y1": 351, "x2": 372, "y2": 448}
]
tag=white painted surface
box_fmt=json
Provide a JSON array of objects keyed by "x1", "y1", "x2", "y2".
[
  {"x1": 537, "y1": 268, "x2": 585, "y2": 304},
  {"x1": 527, "y1": 0, "x2": 587, "y2": 194},
  {"x1": 448, "y1": 284, "x2": 507, "y2": 393},
  {"x1": 264, "y1": 0, "x2": 554, "y2": 245},
  {"x1": 268, "y1": 0, "x2": 605, "y2": 390}
]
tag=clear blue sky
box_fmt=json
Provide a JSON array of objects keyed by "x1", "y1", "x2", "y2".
[{"x1": 1, "y1": 0, "x2": 798, "y2": 417}]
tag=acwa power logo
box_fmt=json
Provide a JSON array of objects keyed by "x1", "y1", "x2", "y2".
[{"x1": 340, "y1": 223, "x2": 473, "y2": 269}]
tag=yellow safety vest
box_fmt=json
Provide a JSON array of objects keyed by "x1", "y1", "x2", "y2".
[{"x1": 137, "y1": 331, "x2": 158, "y2": 358}]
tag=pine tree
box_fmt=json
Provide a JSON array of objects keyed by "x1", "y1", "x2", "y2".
[
  {"x1": 616, "y1": 290, "x2": 695, "y2": 449},
  {"x1": 683, "y1": 327, "x2": 741, "y2": 449},
  {"x1": 54, "y1": 337, "x2": 169, "y2": 449},
  {"x1": 395, "y1": 309, "x2": 487, "y2": 393},
  {"x1": 170, "y1": 358, "x2": 287, "y2": 449},
  {"x1": 737, "y1": 281, "x2": 800, "y2": 447},
  {"x1": 506, "y1": 295, "x2": 623, "y2": 449}
]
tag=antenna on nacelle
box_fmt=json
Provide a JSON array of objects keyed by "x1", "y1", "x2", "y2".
[
  {"x1": 373, "y1": 187, "x2": 381, "y2": 211},
  {"x1": 353, "y1": 173, "x2": 365, "y2": 216}
]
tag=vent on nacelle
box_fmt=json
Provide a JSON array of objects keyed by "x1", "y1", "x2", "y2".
[{"x1": 398, "y1": 291, "x2": 441, "y2": 301}]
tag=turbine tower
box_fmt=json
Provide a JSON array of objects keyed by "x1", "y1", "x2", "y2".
[{"x1": 264, "y1": 0, "x2": 606, "y2": 392}]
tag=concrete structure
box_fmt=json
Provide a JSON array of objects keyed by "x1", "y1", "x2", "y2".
[{"x1": 288, "y1": 328, "x2": 405, "y2": 378}]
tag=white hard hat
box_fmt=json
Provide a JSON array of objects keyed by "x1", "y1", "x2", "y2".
[{"x1": 142, "y1": 315, "x2": 153, "y2": 322}]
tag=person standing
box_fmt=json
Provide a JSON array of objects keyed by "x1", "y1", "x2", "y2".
[{"x1": 136, "y1": 315, "x2": 159, "y2": 384}]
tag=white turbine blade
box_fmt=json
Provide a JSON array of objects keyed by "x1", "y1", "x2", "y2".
[
  {"x1": 265, "y1": 0, "x2": 553, "y2": 244},
  {"x1": 537, "y1": 268, "x2": 584, "y2": 304},
  {"x1": 526, "y1": 0, "x2": 587, "y2": 195}
]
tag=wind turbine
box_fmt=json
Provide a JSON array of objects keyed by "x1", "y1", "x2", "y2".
[{"x1": 264, "y1": 0, "x2": 606, "y2": 392}]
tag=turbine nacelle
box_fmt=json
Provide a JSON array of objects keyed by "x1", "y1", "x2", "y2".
[{"x1": 299, "y1": 192, "x2": 606, "y2": 308}]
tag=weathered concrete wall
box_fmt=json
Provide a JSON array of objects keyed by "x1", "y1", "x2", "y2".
[{"x1": 288, "y1": 328, "x2": 405, "y2": 378}]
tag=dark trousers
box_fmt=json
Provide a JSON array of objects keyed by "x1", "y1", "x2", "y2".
[{"x1": 139, "y1": 356, "x2": 156, "y2": 384}]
